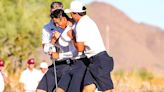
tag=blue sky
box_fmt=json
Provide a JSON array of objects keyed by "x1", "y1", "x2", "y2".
[{"x1": 83, "y1": 0, "x2": 164, "y2": 29}]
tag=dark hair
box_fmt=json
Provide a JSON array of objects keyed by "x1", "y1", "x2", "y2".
[
  {"x1": 50, "y1": 9, "x2": 70, "y2": 20},
  {"x1": 50, "y1": 2, "x2": 63, "y2": 9},
  {"x1": 78, "y1": 12, "x2": 86, "y2": 16},
  {"x1": 82, "y1": 6, "x2": 86, "y2": 11}
]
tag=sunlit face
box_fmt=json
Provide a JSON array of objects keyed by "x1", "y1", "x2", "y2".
[
  {"x1": 28, "y1": 64, "x2": 35, "y2": 70},
  {"x1": 70, "y1": 12, "x2": 78, "y2": 22},
  {"x1": 40, "y1": 68, "x2": 48, "y2": 74},
  {"x1": 70, "y1": 13, "x2": 76, "y2": 21},
  {"x1": 53, "y1": 17, "x2": 67, "y2": 29}
]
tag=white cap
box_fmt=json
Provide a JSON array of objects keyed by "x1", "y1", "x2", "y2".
[
  {"x1": 65, "y1": 0, "x2": 86, "y2": 13},
  {"x1": 40, "y1": 62, "x2": 48, "y2": 68}
]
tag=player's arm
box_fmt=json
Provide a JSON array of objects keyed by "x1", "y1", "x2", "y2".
[
  {"x1": 43, "y1": 31, "x2": 60, "y2": 54},
  {"x1": 42, "y1": 28, "x2": 50, "y2": 49},
  {"x1": 74, "y1": 42, "x2": 85, "y2": 52},
  {"x1": 20, "y1": 83, "x2": 24, "y2": 92}
]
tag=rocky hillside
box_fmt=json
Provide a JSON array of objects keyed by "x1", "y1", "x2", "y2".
[{"x1": 87, "y1": 2, "x2": 164, "y2": 74}]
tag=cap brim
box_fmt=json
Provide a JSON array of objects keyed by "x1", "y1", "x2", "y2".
[{"x1": 64, "y1": 9, "x2": 72, "y2": 13}]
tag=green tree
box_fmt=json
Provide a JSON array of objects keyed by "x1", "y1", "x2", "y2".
[{"x1": 0, "y1": 0, "x2": 71, "y2": 73}]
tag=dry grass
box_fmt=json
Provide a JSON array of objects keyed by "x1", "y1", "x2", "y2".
[
  {"x1": 3, "y1": 69, "x2": 164, "y2": 92},
  {"x1": 113, "y1": 69, "x2": 164, "y2": 92}
]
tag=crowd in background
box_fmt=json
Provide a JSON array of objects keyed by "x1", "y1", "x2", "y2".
[{"x1": 0, "y1": 58, "x2": 48, "y2": 92}]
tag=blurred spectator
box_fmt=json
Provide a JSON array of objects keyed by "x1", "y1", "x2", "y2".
[
  {"x1": 0, "y1": 59, "x2": 8, "y2": 92},
  {"x1": 38, "y1": 62, "x2": 48, "y2": 80},
  {"x1": 19, "y1": 58, "x2": 40, "y2": 92}
]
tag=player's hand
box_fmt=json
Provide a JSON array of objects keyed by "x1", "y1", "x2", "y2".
[
  {"x1": 51, "y1": 31, "x2": 61, "y2": 44},
  {"x1": 51, "y1": 52, "x2": 59, "y2": 59},
  {"x1": 53, "y1": 31, "x2": 61, "y2": 39}
]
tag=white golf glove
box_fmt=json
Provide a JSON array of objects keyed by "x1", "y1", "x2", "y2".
[{"x1": 43, "y1": 43, "x2": 56, "y2": 54}]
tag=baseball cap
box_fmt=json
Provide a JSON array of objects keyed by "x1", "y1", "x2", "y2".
[
  {"x1": 40, "y1": 62, "x2": 48, "y2": 68},
  {"x1": 50, "y1": 2, "x2": 63, "y2": 13},
  {"x1": 65, "y1": 0, "x2": 86, "y2": 13},
  {"x1": 27, "y1": 58, "x2": 35, "y2": 64},
  {"x1": 0, "y1": 59, "x2": 4, "y2": 67}
]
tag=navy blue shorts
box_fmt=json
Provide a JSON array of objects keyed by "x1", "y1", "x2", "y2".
[
  {"x1": 88, "y1": 51, "x2": 114, "y2": 91},
  {"x1": 81, "y1": 58, "x2": 96, "y2": 86},
  {"x1": 37, "y1": 63, "x2": 70, "y2": 92},
  {"x1": 37, "y1": 58, "x2": 87, "y2": 92},
  {"x1": 59, "y1": 59, "x2": 86, "y2": 92}
]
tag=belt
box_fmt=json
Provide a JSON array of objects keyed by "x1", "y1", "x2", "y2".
[
  {"x1": 55, "y1": 59, "x2": 74, "y2": 65},
  {"x1": 55, "y1": 57, "x2": 88, "y2": 65}
]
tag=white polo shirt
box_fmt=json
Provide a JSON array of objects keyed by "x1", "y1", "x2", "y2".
[
  {"x1": 19, "y1": 68, "x2": 40, "y2": 91},
  {"x1": 0, "y1": 72, "x2": 4, "y2": 92},
  {"x1": 75, "y1": 15, "x2": 106, "y2": 58}
]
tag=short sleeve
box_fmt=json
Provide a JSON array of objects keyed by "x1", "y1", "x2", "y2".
[{"x1": 42, "y1": 27, "x2": 50, "y2": 44}]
